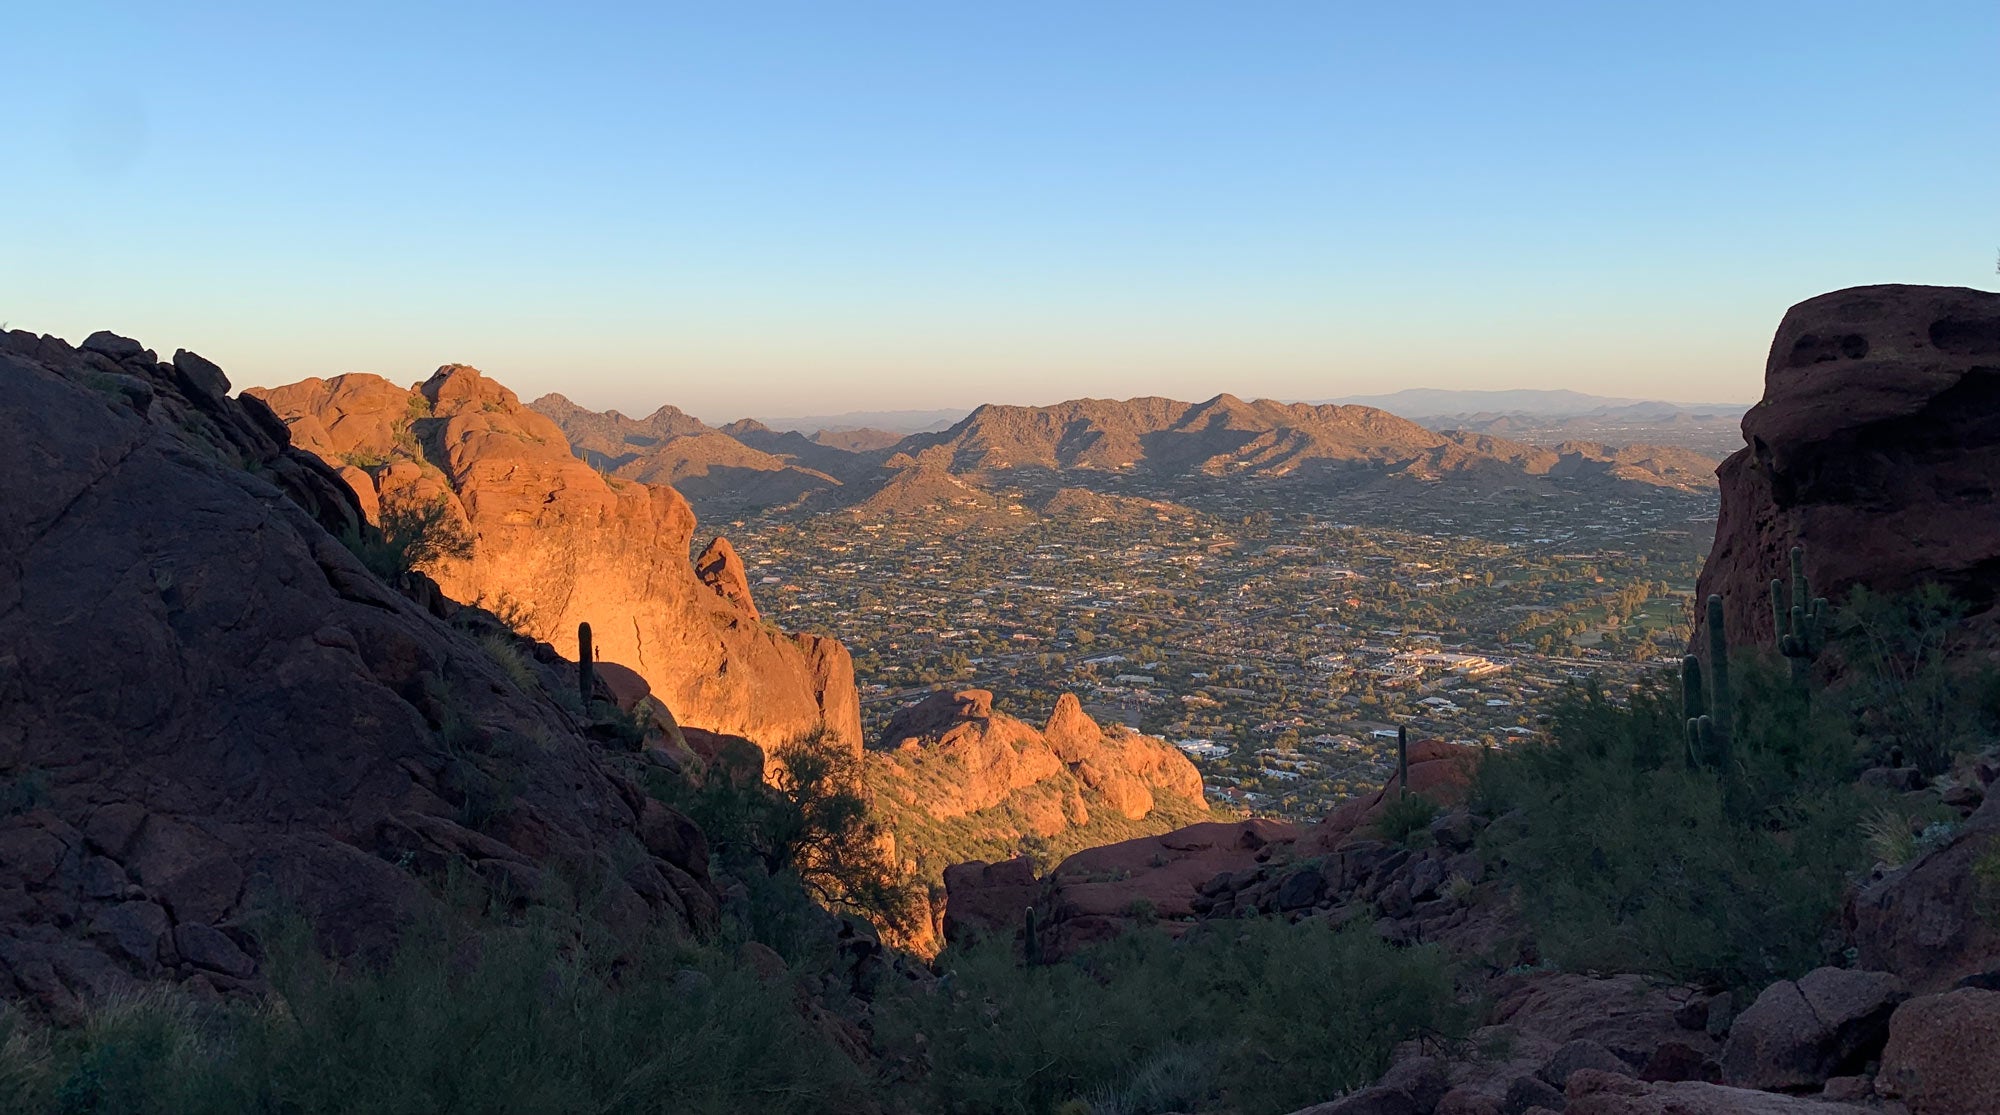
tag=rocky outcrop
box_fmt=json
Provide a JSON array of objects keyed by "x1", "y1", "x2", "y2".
[
  {"x1": 250, "y1": 368, "x2": 864, "y2": 759},
  {"x1": 1876, "y1": 987, "x2": 2000, "y2": 1114},
  {"x1": 1558, "y1": 1070, "x2": 1874, "y2": 1115},
  {"x1": 1302, "y1": 739, "x2": 1481, "y2": 854},
  {"x1": 1043, "y1": 693, "x2": 1205, "y2": 820},
  {"x1": 0, "y1": 332, "x2": 717, "y2": 1019},
  {"x1": 1024, "y1": 819, "x2": 1298, "y2": 957},
  {"x1": 1694, "y1": 284, "x2": 2000, "y2": 651},
  {"x1": 694, "y1": 535, "x2": 759, "y2": 621},
  {"x1": 870, "y1": 690, "x2": 1209, "y2": 882},
  {"x1": 1849, "y1": 789, "x2": 2000, "y2": 992},
  {"x1": 1719, "y1": 967, "x2": 1909, "y2": 1092}
]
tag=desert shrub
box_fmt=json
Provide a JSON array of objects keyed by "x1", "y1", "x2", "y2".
[
  {"x1": 477, "y1": 630, "x2": 540, "y2": 693},
  {"x1": 0, "y1": 919, "x2": 869, "y2": 1115},
  {"x1": 658, "y1": 729, "x2": 926, "y2": 946},
  {"x1": 1371, "y1": 792, "x2": 1441, "y2": 847},
  {"x1": 879, "y1": 918, "x2": 1468, "y2": 1115},
  {"x1": 1837, "y1": 584, "x2": 1997, "y2": 774},
  {"x1": 1475, "y1": 665, "x2": 1869, "y2": 992},
  {"x1": 340, "y1": 494, "x2": 473, "y2": 582}
]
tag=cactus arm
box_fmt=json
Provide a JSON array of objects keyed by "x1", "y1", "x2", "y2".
[{"x1": 578, "y1": 621, "x2": 595, "y2": 708}]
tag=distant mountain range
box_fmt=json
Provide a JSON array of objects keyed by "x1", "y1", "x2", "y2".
[
  {"x1": 1322, "y1": 387, "x2": 1748, "y2": 419},
  {"x1": 743, "y1": 408, "x2": 967, "y2": 434},
  {"x1": 532, "y1": 390, "x2": 1723, "y2": 526}
]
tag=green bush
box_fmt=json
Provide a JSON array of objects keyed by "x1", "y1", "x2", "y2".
[
  {"x1": 1371, "y1": 792, "x2": 1441, "y2": 848},
  {"x1": 0, "y1": 917, "x2": 870, "y2": 1115},
  {"x1": 878, "y1": 919, "x2": 1469, "y2": 1115},
  {"x1": 1837, "y1": 584, "x2": 1998, "y2": 774},
  {"x1": 1475, "y1": 664, "x2": 1868, "y2": 992},
  {"x1": 340, "y1": 494, "x2": 474, "y2": 583},
  {"x1": 655, "y1": 729, "x2": 927, "y2": 947}
]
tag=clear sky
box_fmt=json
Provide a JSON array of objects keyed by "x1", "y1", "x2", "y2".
[{"x1": 3, "y1": 2, "x2": 1994, "y2": 419}]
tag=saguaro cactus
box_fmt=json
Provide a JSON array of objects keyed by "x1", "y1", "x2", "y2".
[
  {"x1": 578, "y1": 621, "x2": 595, "y2": 708},
  {"x1": 1024, "y1": 906, "x2": 1044, "y2": 964},
  {"x1": 1397, "y1": 724, "x2": 1410, "y2": 799},
  {"x1": 1770, "y1": 544, "x2": 1828, "y2": 683},
  {"x1": 1683, "y1": 594, "x2": 1732, "y2": 770}
]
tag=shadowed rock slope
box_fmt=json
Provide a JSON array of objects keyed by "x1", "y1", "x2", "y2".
[
  {"x1": 0, "y1": 331, "x2": 717, "y2": 1020},
  {"x1": 250, "y1": 370, "x2": 863, "y2": 758},
  {"x1": 1696, "y1": 283, "x2": 2000, "y2": 651}
]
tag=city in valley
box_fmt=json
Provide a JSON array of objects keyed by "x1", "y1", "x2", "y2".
[{"x1": 725, "y1": 464, "x2": 1714, "y2": 820}]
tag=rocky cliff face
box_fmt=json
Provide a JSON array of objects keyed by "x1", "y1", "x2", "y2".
[
  {"x1": 0, "y1": 332, "x2": 716, "y2": 1019},
  {"x1": 249, "y1": 369, "x2": 864, "y2": 758},
  {"x1": 868, "y1": 689, "x2": 1208, "y2": 880},
  {"x1": 1695, "y1": 284, "x2": 2000, "y2": 649}
]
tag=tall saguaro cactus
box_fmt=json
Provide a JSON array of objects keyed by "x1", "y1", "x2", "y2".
[
  {"x1": 1397, "y1": 724, "x2": 1409, "y2": 799},
  {"x1": 1683, "y1": 594, "x2": 1732, "y2": 771},
  {"x1": 577, "y1": 621, "x2": 596, "y2": 709},
  {"x1": 1770, "y1": 544, "x2": 1828, "y2": 684},
  {"x1": 1024, "y1": 906, "x2": 1044, "y2": 965}
]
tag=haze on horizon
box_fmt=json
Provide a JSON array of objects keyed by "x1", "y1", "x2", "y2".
[{"x1": 3, "y1": 2, "x2": 1994, "y2": 419}]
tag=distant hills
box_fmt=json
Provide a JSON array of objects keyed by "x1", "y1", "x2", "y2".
[
  {"x1": 746, "y1": 407, "x2": 967, "y2": 434},
  {"x1": 531, "y1": 389, "x2": 1723, "y2": 527},
  {"x1": 1324, "y1": 387, "x2": 1746, "y2": 419}
]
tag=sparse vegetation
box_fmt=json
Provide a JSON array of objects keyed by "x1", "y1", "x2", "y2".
[
  {"x1": 1475, "y1": 662, "x2": 1870, "y2": 992},
  {"x1": 340, "y1": 494, "x2": 474, "y2": 582},
  {"x1": 879, "y1": 919, "x2": 1470, "y2": 1115},
  {"x1": 0, "y1": 918, "x2": 869, "y2": 1115},
  {"x1": 658, "y1": 730, "x2": 926, "y2": 943},
  {"x1": 1370, "y1": 792, "x2": 1441, "y2": 847}
]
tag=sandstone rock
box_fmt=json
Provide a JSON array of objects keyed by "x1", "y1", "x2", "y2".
[
  {"x1": 0, "y1": 333, "x2": 716, "y2": 1017},
  {"x1": 1539, "y1": 1039, "x2": 1630, "y2": 1089},
  {"x1": 1304, "y1": 740, "x2": 1481, "y2": 853},
  {"x1": 1876, "y1": 987, "x2": 2000, "y2": 1115},
  {"x1": 1562, "y1": 1070, "x2": 1874, "y2": 1114},
  {"x1": 1291, "y1": 1085, "x2": 1420, "y2": 1115},
  {"x1": 172, "y1": 924, "x2": 255, "y2": 979},
  {"x1": 1436, "y1": 1088, "x2": 1504, "y2": 1115},
  {"x1": 693, "y1": 535, "x2": 759, "y2": 620},
  {"x1": 250, "y1": 367, "x2": 862, "y2": 758},
  {"x1": 1501, "y1": 1073, "x2": 1563, "y2": 1114},
  {"x1": 1019, "y1": 818, "x2": 1299, "y2": 957},
  {"x1": 939, "y1": 858, "x2": 1039, "y2": 945},
  {"x1": 1720, "y1": 967, "x2": 1908, "y2": 1091},
  {"x1": 1850, "y1": 797, "x2": 2000, "y2": 992},
  {"x1": 890, "y1": 689, "x2": 1208, "y2": 938},
  {"x1": 1695, "y1": 284, "x2": 2000, "y2": 655},
  {"x1": 1379, "y1": 1055, "x2": 1451, "y2": 1114}
]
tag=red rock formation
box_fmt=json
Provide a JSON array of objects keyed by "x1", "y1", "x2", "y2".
[
  {"x1": 1694, "y1": 284, "x2": 2000, "y2": 650},
  {"x1": 1301, "y1": 738, "x2": 1480, "y2": 854},
  {"x1": 0, "y1": 332, "x2": 716, "y2": 1019},
  {"x1": 1031, "y1": 819, "x2": 1299, "y2": 956},
  {"x1": 694, "y1": 536, "x2": 759, "y2": 620},
  {"x1": 251, "y1": 368, "x2": 864, "y2": 758},
  {"x1": 872, "y1": 689, "x2": 1206, "y2": 842}
]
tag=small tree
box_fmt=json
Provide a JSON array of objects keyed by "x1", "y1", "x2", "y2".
[{"x1": 343, "y1": 494, "x2": 474, "y2": 582}]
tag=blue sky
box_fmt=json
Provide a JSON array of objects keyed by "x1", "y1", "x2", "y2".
[{"x1": 3, "y1": 2, "x2": 1994, "y2": 418}]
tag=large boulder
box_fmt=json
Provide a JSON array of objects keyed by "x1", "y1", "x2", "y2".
[
  {"x1": 1875, "y1": 987, "x2": 2000, "y2": 1115},
  {"x1": 1024, "y1": 819, "x2": 1300, "y2": 957},
  {"x1": 1694, "y1": 284, "x2": 2000, "y2": 653},
  {"x1": 0, "y1": 332, "x2": 717, "y2": 1019},
  {"x1": 1849, "y1": 791, "x2": 2000, "y2": 992},
  {"x1": 1302, "y1": 739, "x2": 1480, "y2": 853},
  {"x1": 1719, "y1": 967, "x2": 1909, "y2": 1091},
  {"x1": 1562, "y1": 1070, "x2": 1874, "y2": 1114}
]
